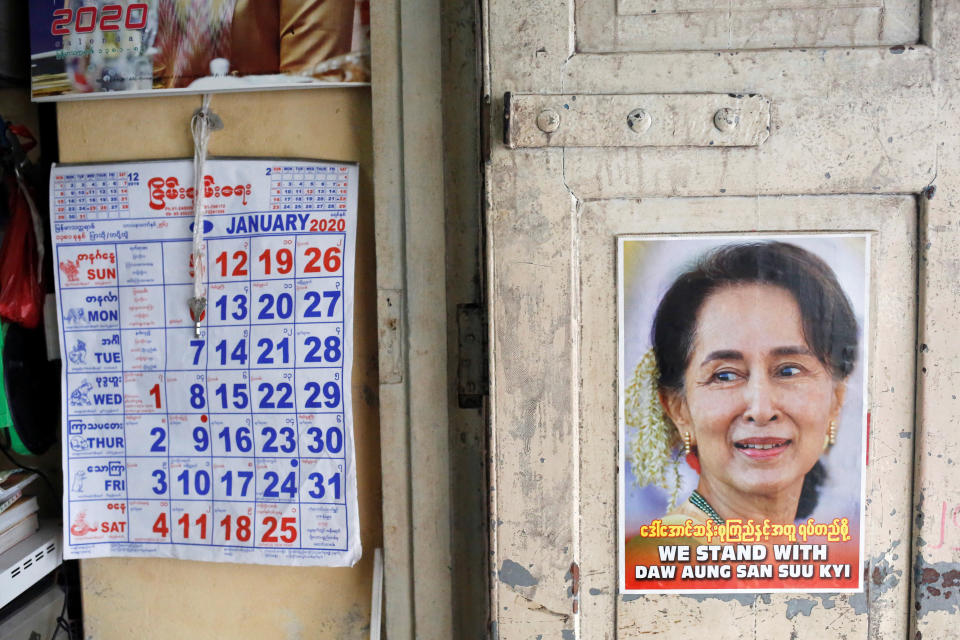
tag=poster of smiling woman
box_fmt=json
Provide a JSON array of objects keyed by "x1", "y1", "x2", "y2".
[{"x1": 618, "y1": 234, "x2": 869, "y2": 594}]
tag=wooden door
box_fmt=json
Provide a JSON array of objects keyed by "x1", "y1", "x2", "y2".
[{"x1": 485, "y1": 1, "x2": 958, "y2": 637}]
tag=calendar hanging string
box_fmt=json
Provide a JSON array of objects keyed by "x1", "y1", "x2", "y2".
[{"x1": 187, "y1": 94, "x2": 223, "y2": 337}]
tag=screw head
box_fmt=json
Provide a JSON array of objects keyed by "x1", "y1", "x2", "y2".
[
  {"x1": 714, "y1": 107, "x2": 740, "y2": 132},
  {"x1": 626, "y1": 108, "x2": 652, "y2": 134},
  {"x1": 536, "y1": 109, "x2": 561, "y2": 133}
]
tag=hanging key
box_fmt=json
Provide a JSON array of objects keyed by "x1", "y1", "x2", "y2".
[{"x1": 188, "y1": 296, "x2": 207, "y2": 338}]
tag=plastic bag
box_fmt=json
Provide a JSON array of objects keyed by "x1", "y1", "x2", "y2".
[{"x1": 0, "y1": 176, "x2": 44, "y2": 328}]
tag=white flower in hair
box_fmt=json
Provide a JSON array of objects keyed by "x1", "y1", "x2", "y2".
[{"x1": 625, "y1": 349, "x2": 682, "y2": 508}]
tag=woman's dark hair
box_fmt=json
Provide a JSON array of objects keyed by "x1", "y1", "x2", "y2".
[
  {"x1": 653, "y1": 241, "x2": 858, "y2": 391},
  {"x1": 651, "y1": 241, "x2": 859, "y2": 519}
]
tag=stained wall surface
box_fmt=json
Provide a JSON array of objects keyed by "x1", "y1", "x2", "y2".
[{"x1": 56, "y1": 88, "x2": 381, "y2": 639}]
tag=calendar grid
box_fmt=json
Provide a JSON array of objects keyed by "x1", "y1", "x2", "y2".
[
  {"x1": 288, "y1": 239, "x2": 303, "y2": 550},
  {"x1": 159, "y1": 242, "x2": 173, "y2": 544},
  {"x1": 246, "y1": 234, "x2": 257, "y2": 548},
  {"x1": 117, "y1": 242, "x2": 130, "y2": 542},
  {"x1": 55, "y1": 159, "x2": 358, "y2": 564}
]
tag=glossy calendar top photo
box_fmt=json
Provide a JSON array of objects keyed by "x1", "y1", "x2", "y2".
[{"x1": 50, "y1": 158, "x2": 361, "y2": 567}]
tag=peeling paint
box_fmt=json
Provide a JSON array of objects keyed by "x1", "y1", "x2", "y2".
[
  {"x1": 499, "y1": 559, "x2": 538, "y2": 588},
  {"x1": 561, "y1": 631, "x2": 575, "y2": 640},
  {"x1": 785, "y1": 598, "x2": 817, "y2": 619},
  {"x1": 588, "y1": 587, "x2": 605, "y2": 596},
  {"x1": 870, "y1": 554, "x2": 904, "y2": 597},
  {"x1": 621, "y1": 594, "x2": 642, "y2": 602},
  {"x1": 816, "y1": 594, "x2": 836, "y2": 610},
  {"x1": 849, "y1": 591, "x2": 869, "y2": 615},
  {"x1": 914, "y1": 557, "x2": 960, "y2": 617}
]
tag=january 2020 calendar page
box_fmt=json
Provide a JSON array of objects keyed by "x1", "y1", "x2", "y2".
[{"x1": 50, "y1": 158, "x2": 361, "y2": 566}]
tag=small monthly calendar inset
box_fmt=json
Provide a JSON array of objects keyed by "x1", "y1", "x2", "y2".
[
  {"x1": 52, "y1": 158, "x2": 360, "y2": 567},
  {"x1": 53, "y1": 170, "x2": 137, "y2": 221},
  {"x1": 269, "y1": 165, "x2": 350, "y2": 212}
]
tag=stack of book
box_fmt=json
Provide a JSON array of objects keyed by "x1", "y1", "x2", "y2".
[{"x1": 0, "y1": 470, "x2": 38, "y2": 555}]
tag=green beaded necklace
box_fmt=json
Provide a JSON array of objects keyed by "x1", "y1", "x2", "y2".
[{"x1": 689, "y1": 490, "x2": 724, "y2": 525}]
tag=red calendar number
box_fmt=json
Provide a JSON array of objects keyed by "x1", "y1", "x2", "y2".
[
  {"x1": 215, "y1": 250, "x2": 248, "y2": 277},
  {"x1": 303, "y1": 247, "x2": 341, "y2": 274},
  {"x1": 178, "y1": 513, "x2": 208, "y2": 539},
  {"x1": 261, "y1": 516, "x2": 297, "y2": 543},
  {"x1": 149, "y1": 383, "x2": 162, "y2": 408},
  {"x1": 258, "y1": 248, "x2": 293, "y2": 275},
  {"x1": 220, "y1": 515, "x2": 253, "y2": 542},
  {"x1": 152, "y1": 513, "x2": 169, "y2": 537}
]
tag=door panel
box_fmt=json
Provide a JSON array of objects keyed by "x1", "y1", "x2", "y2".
[
  {"x1": 489, "y1": 151, "x2": 579, "y2": 639},
  {"x1": 560, "y1": 48, "x2": 936, "y2": 198},
  {"x1": 576, "y1": 0, "x2": 919, "y2": 52},
  {"x1": 485, "y1": 0, "x2": 948, "y2": 636},
  {"x1": 578, "y1": 196, "x2": 916, "y2": 638}
]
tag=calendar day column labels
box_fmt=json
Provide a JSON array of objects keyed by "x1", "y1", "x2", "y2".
[{"x1": 52, "y1": 159, "x2": 361, "y2": 567}]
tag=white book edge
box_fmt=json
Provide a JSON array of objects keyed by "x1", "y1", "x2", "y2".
[
  {"x1": 0, "y1": 496, "x2": 39, "y2": 534},
  {"x1": 0, "y1": 513, "x2": 39, "y2": 555},
  {"x1": 0, "y1": 472, "x2": 38, "y2": 505}
]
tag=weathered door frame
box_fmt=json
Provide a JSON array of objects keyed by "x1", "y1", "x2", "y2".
[{"x1": 370, "y1": 0, "x2": 488, "y2": 637}]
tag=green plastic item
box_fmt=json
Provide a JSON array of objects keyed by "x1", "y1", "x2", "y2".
[{"x1": 0, "y1": 322, "x2": 29, "y2": 456}]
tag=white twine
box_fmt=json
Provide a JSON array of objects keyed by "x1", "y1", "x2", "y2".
[{"x1": 189, "y1": 94, "x2": 214, "y2": 334}]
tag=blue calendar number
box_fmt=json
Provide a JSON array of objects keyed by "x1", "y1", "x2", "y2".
[
  {"x1": 306, "y1": 472, "x2": 341, "y2": 500},
  {"x1": 193, "y1": 427, "x2": 210, "y2": 452},
  {"x1": 215, "y1": 294, "x2": 249, "y2": 321},
  {"x1": 304, "y1": 381, "x2": 340, "y2": 409},
  {"x1": 214, "y1": 383, "x2": 249, "y2": 409},
  {"x1": 152, "y1": 470, "x2": 167, "y2": 495},
  {"x1": 190, "y1": 384, "x2": 206, "y2": 409},
  {"x1": 190, "y1": 340, "x2": 205, "y2": 366},
  {"x1": 150, "y1": 427, "x2": 167, "y2": 452},
  {"x1": 219, "y1": 470, "x2": 254, "y2": 497},
  {"x1": 257, "y1": 337, "x2": 291, "y2": 364},
  {"x1": 303, "y1": 290, "x2": 341, "y2": 318},
  {"x1": 218, "y1": 426, "x2": 253, "y2": 453},
  {"x1": 257, "y1": 293, "x2": 293, "y2": 321},
  {"x1": 177, "y1": 469, "x2": 211, "y2": 496},
  {"x1": 263, "y1": 471, "x2": 297, "y2": 498},
  {"x1": 257, "y1": 382, "x2": 294, "y2": 409},
  {"x1": 215, "y1": 338, "x2": 248, "y2": 366},
  {"x1": 261, "y1": 426, "x2": 297, "y2": 454},
  {"x1": 306, "y1": 426, "x2": 343, "y2": 454},
  {"x1": 303, "y1": 335, "x2": 341, "y2": 364}
]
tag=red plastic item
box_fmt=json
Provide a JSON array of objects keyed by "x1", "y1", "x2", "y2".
[{"x1": 0, "y1": 176, "x2": 44, "y2": 328}]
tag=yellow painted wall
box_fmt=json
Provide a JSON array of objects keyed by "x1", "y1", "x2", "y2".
[{"x1": 57, "y1": 89, "x2": 381, "y2": 639}]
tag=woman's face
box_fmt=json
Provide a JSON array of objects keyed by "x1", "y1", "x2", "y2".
[{"x1": 663, "y1": 283, "x2": 846, "y2": 505}]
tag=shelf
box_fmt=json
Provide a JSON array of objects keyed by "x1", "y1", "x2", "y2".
[{"x1": 0, "y1": 521, "x2": 62, "y2": 609}]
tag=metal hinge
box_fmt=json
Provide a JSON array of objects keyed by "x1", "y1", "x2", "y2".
[
  {"x1": 457, "y1": 303, "x2": 488, "y2": 408},
  {"x1": 504, "y1": 91, "x2": 770, "y2": 148}
]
